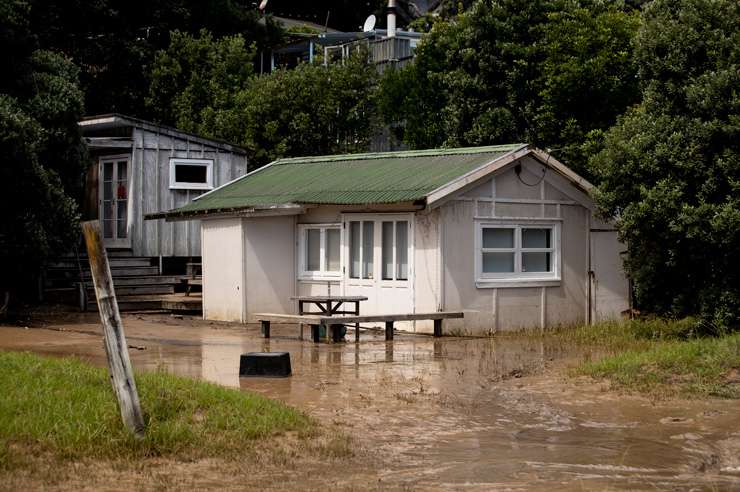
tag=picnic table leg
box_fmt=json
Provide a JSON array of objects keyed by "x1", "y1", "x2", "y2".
[
  {"x1": 353, "y1": 301, "x2": 360, "y2": 343},
  {"x1": 433, "y1": 319, "x2": 442, "y2": 337},
  {"x1": 330, "y1": 324, "x2": 343, "y2": 343},
  {"x1": 261, "y1": 320, "x2": 271, "y2": 339},
  {"x1": 385, "y1": 321, "x2": 394, "y2": 341},
  {"x1": 311, "y1": 324, "x2": 320, "y2": 343}
]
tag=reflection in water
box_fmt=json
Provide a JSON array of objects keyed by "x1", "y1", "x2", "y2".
[{"x1": 1, "y1": 315, "x2": 739, "y2": 490}]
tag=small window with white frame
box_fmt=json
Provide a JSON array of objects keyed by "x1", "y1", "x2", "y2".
[
  {"x1": 299, "y1": 224, "x2": 342, "y2": 280},
  {"x1": 476, "y1": 222, "x2": 560, "y2": 286},
  {"x1": 169, "y1": 158, "x2": 214, "y2": 190}
]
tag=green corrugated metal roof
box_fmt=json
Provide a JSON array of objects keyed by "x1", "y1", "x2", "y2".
[{"x1": 163, "y1": 144, "x2": 526, "y2": 217}]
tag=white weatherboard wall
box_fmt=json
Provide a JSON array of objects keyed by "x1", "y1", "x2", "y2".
[
  {"x1": 413, "y1": 210, "x2": 441, "y2": 333},
  {"x1": 243, "y1": 216, "x2": 295, "y2": 319},
  {"x1": 439, "y1": 155, "x2": 624, "y2": 334},
  {"x1": 202, "y1": 218, "x2": 245, "y2": 322}
]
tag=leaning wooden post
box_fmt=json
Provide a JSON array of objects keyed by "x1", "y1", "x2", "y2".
[{"x1": 82, "y1": 220, "x2": 145, "y2": 438}]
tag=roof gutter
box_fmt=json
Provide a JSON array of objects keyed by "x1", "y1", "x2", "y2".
[{"x1": 145, "y1": 203, "x2": 306, "y2": 222}]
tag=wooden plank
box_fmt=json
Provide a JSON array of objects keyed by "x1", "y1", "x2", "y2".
[
  {"x1": 318, "y1": 311, "x2": 464, "y2": 324},
  {"x1": 254, "y1": 311, "x2": 463, "y2": 325},
  {"x1": 254, "y1": 313, "x2": 324, "y2": 324},
  {"x1": 82, "y1": 220, "x2": 145, "y2": 438},
  {"x1": 290, "y1": 295, "x2": 369, "y2": 302}
]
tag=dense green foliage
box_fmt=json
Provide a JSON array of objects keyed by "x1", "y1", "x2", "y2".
[
  {"x1": 25, "y1": 0, "x2": 281, "y2": 117},
  {"x1": 148, "y1": 31, "x2": 379, "y2": 168},
  {"x1": 147, "y1": 30, "x2": 256, "y2": 135},
  {"x1": 0, "y1": 351, "x2": 310, "y2": 463},
  {"x1": 0, "y1": 0, "x2": 87, "y2": 295},
  {"x1": 380, "y1": 0, "x2": 640, "y2": 175},
  {"x1": 590, "y1": 0, "x2": 740, "y2": 328},
  {"x1": 237, "y1": 58, "x2": 379, "y2": 167}
]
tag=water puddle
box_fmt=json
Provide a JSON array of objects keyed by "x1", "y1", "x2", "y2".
[{"x1": 1, "y1": 313, "x2": 739, "y2": 490}]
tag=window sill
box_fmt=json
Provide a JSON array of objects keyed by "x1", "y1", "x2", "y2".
[
  {"x1": 170, "y1": 184, "x2": 214, "y2": 191},
  {"x1": 476, "y1": 278, "x2": 561, "y2": 289}
]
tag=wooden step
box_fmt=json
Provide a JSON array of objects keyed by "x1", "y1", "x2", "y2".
[
  {"x1": 88, "y1": 297, "x2": 165, "y2": 312},
  {"x1": 48, "y1": 257, "x2": 152, "y2": 269},
  {"x1": 106, "y1": 275, "x2": 183, "y2": 286},
  {"x1": 87, "y1": 284, "x2": 175, "y2": 296},
  {"x1": 82, "y1": 266, "x2": 160, "y2": 278},
  {"x1": 87, "y1": 294, "x2": 202, "y2": 313}
]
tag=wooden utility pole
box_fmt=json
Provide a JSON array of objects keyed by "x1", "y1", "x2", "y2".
[{"x1": 82, "y1": 220, "x2": 145, "y2": 438}]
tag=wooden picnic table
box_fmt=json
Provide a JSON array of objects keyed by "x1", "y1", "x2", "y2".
[{"x1": 290, "y1": 295, "x2": 368, "y2": 341}]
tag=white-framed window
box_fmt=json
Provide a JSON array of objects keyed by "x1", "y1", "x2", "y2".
[
  {"x1": 169, "y1": 158, "x2": 214, "y2": 190},
  {"x1": 475, "y1": 221, "x2": 561, "y2": 287},
  {"x1": 298, "y1": 224, "x2": 342, "y2": 280}
]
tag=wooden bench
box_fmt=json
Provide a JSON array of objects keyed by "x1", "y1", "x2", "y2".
[{"x1": 254, "y1": 312, "x2": 464, "y2": 343}]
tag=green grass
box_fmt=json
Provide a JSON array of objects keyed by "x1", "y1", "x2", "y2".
[
  {"x1": 578, "y1": 333, "x2": 740, "y2": 398},
  {"x1": 549, "y1": 318, "x2": 740, "y2": 398},
  {"x1": 0, "y1": 351, "x2": 312, "y2": 467}
]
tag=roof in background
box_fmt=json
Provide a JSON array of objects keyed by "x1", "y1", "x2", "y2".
[
  {"x1": 266, "y1": 15, "x2": 341, "y2": 34},
  {"x1": 79, "y1": 114, "x2": 247, "y2": 155},
  {"x1": 150, "y1": 144, "x2": 530, "y2": 219}
]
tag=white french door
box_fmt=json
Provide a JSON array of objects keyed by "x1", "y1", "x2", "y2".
[
  {"x1": 342, "y1": 214, "x2": 413, "y2": 316},
  {"x1": 99, "y1": 156, "x2": 131, "y2": 248}
]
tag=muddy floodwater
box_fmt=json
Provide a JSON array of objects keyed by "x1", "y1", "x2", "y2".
[{"x1": 1, "y1": 313, "x2": 739, "y2": 490}]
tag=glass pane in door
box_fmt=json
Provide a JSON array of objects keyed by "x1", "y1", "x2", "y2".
[
  {"x1": 116, "y1": 161, "x2": 128, "y2": 238},
  {"x1": 349, "y1": 222, "x2": 361, "y2": 278},
  {"x1": 362, "y1": 221, "x2": 374, "y2": 279},
  {"x1": 396, "y1": 221, "x2": 408, "y2": 280},
  {"x1": 102, "y1": 162, "x2": 113, "y2": 238},
  {"x1": 381, "y1": 221, "x2": 394, "y2": 280}
]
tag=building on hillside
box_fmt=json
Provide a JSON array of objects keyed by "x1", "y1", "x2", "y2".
[
  {"x1": 79, "y1": 114, "x2": 248, "y2": 259},
  {"x1": 148, "y1": 144, "x2": 629, "y2": 334},
  {"x1": 267, "y1": 28, "x2": 423, "y2": 73}
]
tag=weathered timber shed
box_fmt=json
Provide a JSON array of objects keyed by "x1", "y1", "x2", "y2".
[
  {"x1": 149, "y1": 144, "x2": 629, "y2": 333},
  {"x1": 79, "y1": 114, "x2": 248, "y2": 258}
]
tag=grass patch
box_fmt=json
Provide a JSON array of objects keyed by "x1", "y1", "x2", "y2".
[
  {"x1": 0, "y1": 351, "x2": 312, "y2": 468},
  {"x1": 551, "y1": 319, "x2": 740, "y2": 398}
]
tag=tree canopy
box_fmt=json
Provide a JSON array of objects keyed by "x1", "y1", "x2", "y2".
[
  {"x1": 148, "y1": 31, "x2": 379, "y2": 168},
  {"x1": 25, "y1": 0, "x2": 281, "y2": 117},
  {"x1": 590, "y1": 0, "x2": 740, "y2": 328},
  {"x1": 0, "y1": 0, "x2": 87, "y2": 296},
  {"x1": 379, "y1": 0, "x2": 640, "y2": 176}
]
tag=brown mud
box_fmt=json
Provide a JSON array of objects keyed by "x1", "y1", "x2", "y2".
[{"x1": 1, "y1": 312, "x2": 739, "y2": 491}]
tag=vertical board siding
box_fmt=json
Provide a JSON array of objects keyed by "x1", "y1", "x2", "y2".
[{"x1": 129, "y1": 127, "x2": 247, "y2": 258}]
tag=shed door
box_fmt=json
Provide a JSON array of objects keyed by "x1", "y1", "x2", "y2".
[
  {"x1": 589, "y1": 230, "x2": 629, "y2": 322},
  {"x1": 99, "y1": 156, "x2": 131, "y2": 248},
  {"x1": 343, "y1": 214, "x2": 413, "y2": 316}
]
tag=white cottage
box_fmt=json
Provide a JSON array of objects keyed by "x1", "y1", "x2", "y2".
[{"x1": 152, "y1": 144, "x2": 629, "y2": 334}]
